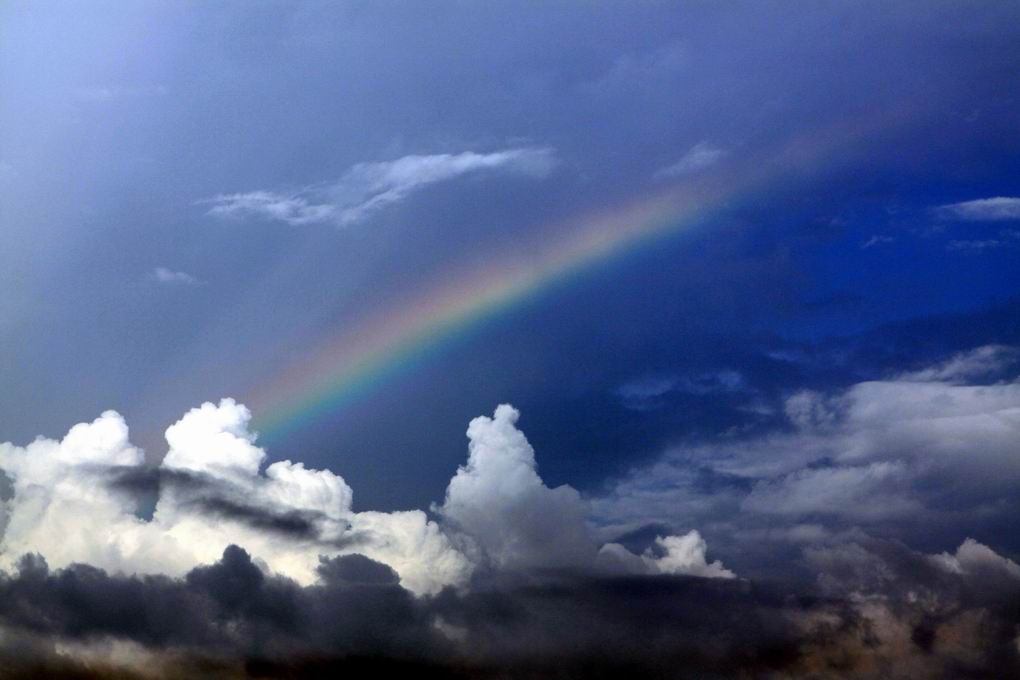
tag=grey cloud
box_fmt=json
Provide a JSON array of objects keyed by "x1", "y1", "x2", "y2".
[
  {"x1": 2, "y1": 540, "x2": 1018, "y2": 679},
  {"x1": 593, "y1": 345, "x2": 1020, "y2": 570}
]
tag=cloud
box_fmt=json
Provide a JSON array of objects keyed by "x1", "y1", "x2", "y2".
[
  {"x1": 593, "y1": 345, "x2": 1020, "y2": 563},
  {"x1": 935, "y1": 196, "x2": 1020, "y2": 221},
  {"x1": 861, "y1": 234, "x2": 895, "y2": 248},
  {"x1": 599, "y1": 530, "x2": 735, "y2": 579},
  {"x1": 615, "y1": 370, "x2": 746, "y2": 410},
  {"x1": 614, "y1": 375, "x2": 679, "y2": 410},
  {"x1": 897, "y1": 344, "x2": 1019, "y2": 383},
  {"x1": 0, "y1": 537, "x2": 1016, "y2": 678},
  {"x1": 742, "y1": 461, "x2": 922, "y2": 520},
  {"x1": 655, "y1": 142, "x2": 728, "y2": 179},
  {"x1": 0, "y1": 401, "x2": 718, "y2": 599},
  {"x1": 150, "y1": 267, "x2": 200, "y2": 286},
  {"x1": 203, "y1": 148, "x2": 557, "y2": 227},
  {"x1": 4, "y1": 396, "x2": 1020, "y2": 677},
  {"x1": 0, "y1": 399, "x2": 469, "y2": 596},
  {"x1": 947, "y1": 238, "x2": 1008, "y2": 251},
  {"x1": 435, "y1": 405, "x2": 598, "y2": 571}
]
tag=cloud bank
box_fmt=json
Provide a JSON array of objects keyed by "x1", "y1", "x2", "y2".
[
  {"x1": 1, "y1": 349, "x2": 1019, "y2": 677},
  {"x1": 203, "y1": 148, "x2": 556, "y2": 227},
  {"x1": 0, "y1": 534, "x2": 1015, "y2": 678},
  {"x1": 593, "y1": 345, "x2": 1020, "y2": 569},
  {"x1": 0, "y1": 401, "x2": 717, "y2": 600}
]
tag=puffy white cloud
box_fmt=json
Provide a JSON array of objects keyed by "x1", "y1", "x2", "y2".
[
  {"x1": 204, "y1": 147, "x2": 556, "y2": 227},
  {"x1": 0, "y1": 399, "x2": 468, "y2": 595},
  {"x1": 598, "y1": 530, "x2": 735, "y2": 579},
  {"x1": 436, "y1": 404, "x2": 596, "y2": 571},
  {"x1": 162, "y1": 399, "x2": 267, "y2": 480},
  {"x1": 650, "y1": 531, "x2": 735, "y2": 578},
  {"x1": 0, "y1": 400, "x2": 723, "y2": 597},
  {"x1": 935, "y1": 196, "x2": 1020, "y2": 221},
  {"x1": 0, "y1": 411, "x2": 184, "y2": 577}
]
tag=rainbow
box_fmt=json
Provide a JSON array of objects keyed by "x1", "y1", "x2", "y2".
[{"x1": 246, "y1": 118, "x2": 882, "y2": 440}]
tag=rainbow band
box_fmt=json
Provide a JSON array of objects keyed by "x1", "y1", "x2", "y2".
[{"x1": 247, "y1": 116, "x2": 886, "y2": 441}]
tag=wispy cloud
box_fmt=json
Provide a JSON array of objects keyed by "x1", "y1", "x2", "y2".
[
  {"x1": 203, "y1": 148, "x2": 557, "y2": 227},
  {"x1": 947, "y1": 238, "x2": 1006, "y2": 252},
  {"x1": 615, "y1": 370, "x2": 747, "y2": 410},
  {"x1": 934, "y1": 196, "x2": 1020, "y2": 221},
  {"x1": 946, "y1": 228, "x2": 1020, "y2": 252},
  {"x1": 655, "y1": 142, "x2": 727, "y2": 179},
  {"x1": 150, "y1": 267, "x2": 200, "y2": 286},
  {"x1": 861, "y1": 234, "x2": 895, "y2": 249}
]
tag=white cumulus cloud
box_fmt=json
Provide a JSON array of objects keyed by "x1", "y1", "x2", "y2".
[
  {"x1": 436, "y1": 404, "x2": 597, "y2": 571},
  {"x1": 0, "y1": 401, "x2": 725, "y2": 598}
]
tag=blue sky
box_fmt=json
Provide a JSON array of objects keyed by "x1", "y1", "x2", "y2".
[
  {"x1": 2, "y1": 3, "x2": 1020, "y2": 676},
  {"x1": 5, "y1": 2, "x2": 1019, "y2": 511}
]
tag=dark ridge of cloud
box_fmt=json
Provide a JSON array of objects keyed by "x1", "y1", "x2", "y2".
[
  {"x1": 182, "y1": 497, "x2": 321, "y2": 541},
  {"x1": 0, "y1": 543, "x2": 1017, "y2": 679},
  {"x1": 177, "y1": 496, "x2": 372, "y2": 550},
  {"x1": 0, "y1": 546, "x2": 444, "y2": 665},
  {"x1": 103, "y1": 466, "x2": 214, "y2": 498},
  {"x1": 317, "y1": 553, "x2": 399, "y2": 586},
  {"x1": 101, "y1": 465, "x2": 370, "y2": 548}
]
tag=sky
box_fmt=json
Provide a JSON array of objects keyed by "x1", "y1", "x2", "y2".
[{"x1": 2, "y1": 2, "x2": 1020, "y2": 678}]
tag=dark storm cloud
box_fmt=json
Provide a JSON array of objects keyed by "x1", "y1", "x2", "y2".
[
  {"x1": 0, "y1": 547, "x2": 442, "y2": 667},
  {"x1": 0, "y1": 543, "x2": 1018, "y2": 679}
]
